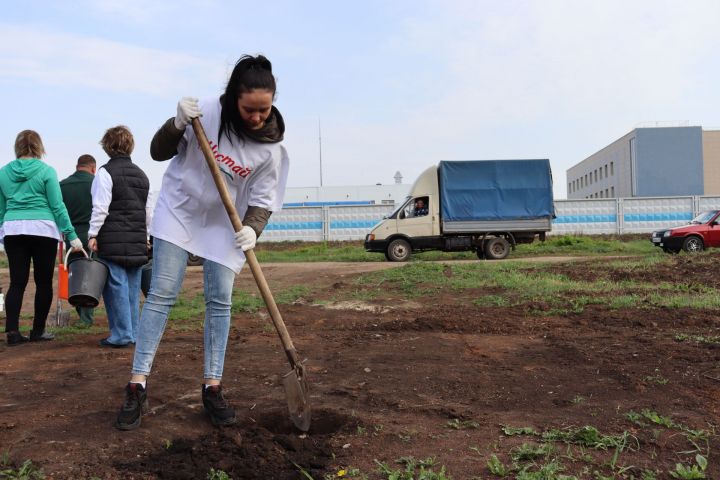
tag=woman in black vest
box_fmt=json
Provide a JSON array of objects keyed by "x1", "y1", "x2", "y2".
[{"x1": 88, "y1": 126, "x2": 150, "y2": 347}]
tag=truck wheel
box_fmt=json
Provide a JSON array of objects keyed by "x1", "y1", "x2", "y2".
[
  {"x1": 484, "y1": 237, "x2": 510, "y2": 260},
  {"x1": 682, "y1": 236, "x2": 704, "y2": 253},
  {"x1": 386, "y1": 239, "x2": 411, "y2": 262}
]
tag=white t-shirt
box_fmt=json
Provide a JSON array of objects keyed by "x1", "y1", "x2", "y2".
[{"x1": 150, "y1": 98, "x2": 289, "y2": 273}]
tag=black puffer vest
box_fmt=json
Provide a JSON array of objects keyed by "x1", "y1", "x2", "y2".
[{"x1": 96, "y1": 156, "x2": 150, "y2": 268}]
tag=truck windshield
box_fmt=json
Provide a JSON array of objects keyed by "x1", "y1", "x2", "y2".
[
  {"x1": 387, "y1": 197, "x2": 412, "y2": 219},
  {"x1": 691, "y1": 210, "x2": 719, "y2": 224}
]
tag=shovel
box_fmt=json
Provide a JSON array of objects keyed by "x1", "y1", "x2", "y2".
[{"x1": 191, "y1": 118, "x2": 311, "y2": 431}]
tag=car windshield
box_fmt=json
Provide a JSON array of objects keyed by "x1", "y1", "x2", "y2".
[{"x1": 690, "y1": 210, "x2": 719, "y2": 224}]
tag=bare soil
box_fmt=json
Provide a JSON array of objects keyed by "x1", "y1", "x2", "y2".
[{"x1": 1, "y1": 254, "x2": 719, "y2": 479}]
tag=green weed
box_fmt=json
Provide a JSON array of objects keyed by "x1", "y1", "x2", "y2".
[
  {"x1": 643, "y1": 369, "x2": 669, "y2": 385},
  {"x1": 447, "y1": 418, "x2": 479, "y2": 430},
  {"x1": 669, "y1": 454, "x2": 708, "y2": 479},
  {"x1": 0, "y1": 459, "x2": 45, "y2": 479},
  {"x1": 486, "y1": 454, "x2": 510, "y2": 476},
  {"x1": 501, "y1": 425, "x2": 539, "y2": 436},
  {"x1": 511, "y1": 443, "x2": 553, "y2": 462}
]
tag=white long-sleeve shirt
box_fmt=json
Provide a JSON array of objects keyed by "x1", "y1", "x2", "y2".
[
  {"x1": 150, "y1": 98, "x2": 289, "y2": 273},
  {"x1": 88, "y1": 167, "x2": 153, "y2": 238}
]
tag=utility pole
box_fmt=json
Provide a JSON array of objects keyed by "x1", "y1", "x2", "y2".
[{"x1": 318, "y1": 118, "x2": 323, "y2": 186}]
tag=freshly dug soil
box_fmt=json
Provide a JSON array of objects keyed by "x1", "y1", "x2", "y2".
[{"x1": 1, "y1": 255, "x2": 718, "y2": 478}]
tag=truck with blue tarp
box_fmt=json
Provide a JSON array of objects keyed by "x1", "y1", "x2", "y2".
[{"x1": 364, "y1": 159, "x2": 554, "y2": 261}]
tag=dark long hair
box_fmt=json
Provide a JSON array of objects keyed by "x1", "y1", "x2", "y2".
[{"x1": 219, "y1": 54, "x2": 277, "y2": 144}]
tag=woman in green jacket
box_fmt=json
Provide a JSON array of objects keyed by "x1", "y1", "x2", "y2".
[{"x1": 0, "y1": 130, "x2": 83, "y2": 346}]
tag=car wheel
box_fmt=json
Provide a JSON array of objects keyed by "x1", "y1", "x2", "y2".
[
  {"x1": 682, "y1": 236, "x2": 704, "y2": 253},
  {"x1": 484, "y1": 237, "x2": 510, "y2": 260},
  {"x1": 386, "y1": 239, "x2": 411, "y2": 262}
]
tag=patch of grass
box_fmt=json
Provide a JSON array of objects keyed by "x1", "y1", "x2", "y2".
[
  {"x1": 675, "y1": 333, "x2": 720, "y2": 345},
  {"x1": 473, "y1": 294, "x2": 508, "y2": 307},
  {"x1": 517, "y1": 235, "x2": 656, "y2": 256},
  {"x1": 169, "y1": 291, "x2": 206, "y2": 322},
  {"x1": 375, "y1": 457, "x2": 451, "y2": 480},
  {"x1": 489, "y1": 424, "x2": 641, "y2": 479},
  {"x1": 607, "y1": 294, "x2": 643, "y2": 309}
]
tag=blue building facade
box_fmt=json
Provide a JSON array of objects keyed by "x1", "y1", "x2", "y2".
[
  {"x1": 633, "y1": 127, "x2": 703, "y2": 197},
  {"x1": 567, "y1": 126, "x2": 716, "y2": 199}
]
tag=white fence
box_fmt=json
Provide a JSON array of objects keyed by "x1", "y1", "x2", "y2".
[{"x1": 259, "y1": 195, "x2": 720, "y2": 242}]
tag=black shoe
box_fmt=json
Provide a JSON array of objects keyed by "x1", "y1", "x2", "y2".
[
  {"x1": 100, "y1": 338, "x2": 129, "y2": 348},
  {"x1": 29, "y1": 331, "x2": 54, "y2": 342},
  {"x1": 6, "y1": 331, "x2": 29, "y2": 346},
  {"x1": 116, "y1": 383, "x2": 148, "y2": 431},
  {"x1": 202, "y1": 384, "x2": 237, "y2": 426}
]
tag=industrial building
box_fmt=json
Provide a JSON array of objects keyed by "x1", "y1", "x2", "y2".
[
  {"x1": 567, "y1": 125, "x2": 720, "y2": 199},
  {"x1": 282, "y1": 171, "x2": 409, "y2": 207}
]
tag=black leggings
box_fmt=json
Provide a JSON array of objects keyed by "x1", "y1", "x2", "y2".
[{"x1": 4, "y1": 235, "x2": 58, "y2": 334}]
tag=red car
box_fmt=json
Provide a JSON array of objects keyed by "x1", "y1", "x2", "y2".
[{"x1": 651, "y1": 210, "x2": 720, "y2": 253}]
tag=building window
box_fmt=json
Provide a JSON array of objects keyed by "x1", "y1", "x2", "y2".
[
  {"x1": 599, "y1": 169, "x2": 603, "y2": 180},
  {"x1": 610, "y1": 162, "x2": 614, "y2": 176},
  {"x1": 594, "y1": 170, "x2": 598, "y2": 182},
  {"x1": 604, "y1": 165, "x2": 608, "y2": 177},
  {"x1": 611, "y1": 186, "x2": 615, "y2": 197}
]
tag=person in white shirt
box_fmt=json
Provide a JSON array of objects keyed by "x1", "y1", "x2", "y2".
[
  {"x1": 88, "y1": 126, "x2": 150, "y2": 348},
  {"x1": 116, "y1": 54, "x2": 289, "y2": 430}
]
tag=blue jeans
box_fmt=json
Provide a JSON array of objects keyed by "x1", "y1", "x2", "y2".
[
  {"x1": 102, "y1": 260, "x2": 142, "y2": 345},
  {"x1": 131, "y1": 238, "x2": 235, "y2": 380}
]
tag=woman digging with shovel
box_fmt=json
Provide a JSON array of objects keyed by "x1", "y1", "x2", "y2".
[{"x1": 115, "y1": 54, "x2": 289, "y2": 430}]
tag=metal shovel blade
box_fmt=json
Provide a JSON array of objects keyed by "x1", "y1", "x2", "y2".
[{"x1": 282, "y1": 364, "x2": 311, "y2": 431}]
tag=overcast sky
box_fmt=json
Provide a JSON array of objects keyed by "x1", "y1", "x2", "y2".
[{"x1": 1, "y1": 0, "x2": 718, "y2": 199}]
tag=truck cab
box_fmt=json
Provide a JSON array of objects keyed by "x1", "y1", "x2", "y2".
[{"x1": 364, "y1": 166, "x2": 441, "y2": 261}]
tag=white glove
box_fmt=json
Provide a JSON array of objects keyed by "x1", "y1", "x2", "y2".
[
  {"x1": 69, "y1": 238, "x2": 83, "y2": 252},
  {"x1": 173, "y1": 97, "x2": 201, "y2": 130},
  {"x1": 234, "y1": 226, "x2": 257, "y2": 251}
]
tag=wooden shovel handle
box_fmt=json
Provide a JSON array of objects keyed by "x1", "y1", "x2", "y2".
[{"x1": 191, "y1": 118, "x2": 301, "y2": 368}]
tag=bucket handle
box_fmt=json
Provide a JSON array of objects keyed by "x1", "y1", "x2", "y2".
[{"x1": 64, "y1": 247, "x2": 90, "y2": 269}]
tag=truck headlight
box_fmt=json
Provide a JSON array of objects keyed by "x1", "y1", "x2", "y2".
[{"x1": 664, "y1": 231, "x2": 671, "y2": 237}]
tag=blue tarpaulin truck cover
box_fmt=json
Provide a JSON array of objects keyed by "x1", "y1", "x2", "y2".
[{"x1": 439, "y1": 159, "x2": 554, "y2": 222}]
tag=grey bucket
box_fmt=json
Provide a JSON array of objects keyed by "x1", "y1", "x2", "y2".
[
  {"x1": 66, "y1": 249, "x2": 108, "y2": 308},
  {"x1": 141, "y1": 261, "x2": 152, "y2": 298}
]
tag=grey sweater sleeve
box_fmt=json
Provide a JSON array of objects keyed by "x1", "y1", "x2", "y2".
[
  {"x1": 150, "y1": 118, "x2": 185, "y2": 161},
  {"x1": 243, "y1": 206, "x2": 272, "y2": 237}
]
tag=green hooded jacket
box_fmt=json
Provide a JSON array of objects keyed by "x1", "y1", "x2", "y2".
[{"x1": 0, "y1": 158, "x2": 78, "y2": 241}]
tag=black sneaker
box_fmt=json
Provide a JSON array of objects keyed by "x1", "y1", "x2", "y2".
[
  {"x1": 6, "y1": 331, "x2": 29, "y2": 346},
  {"x1": 116, "y1": 383, "x2": 148, "y2": 431},
  {"x1": 202, "y1": 384, "x2": 237, "y2": 426}
]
